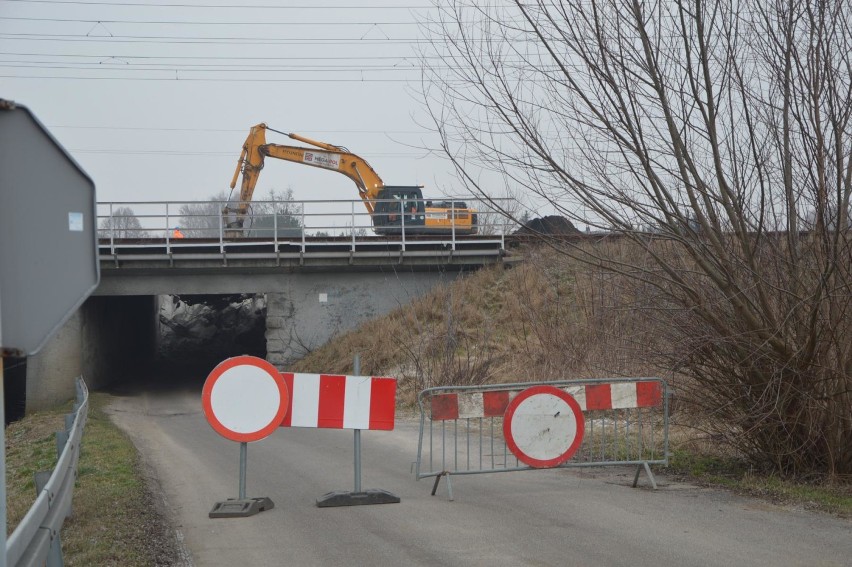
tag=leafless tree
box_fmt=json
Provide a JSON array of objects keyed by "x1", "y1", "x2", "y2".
[
  {"x1": 178, "y1": 188, "x2": 302, "y2": 238},
  {"x1": 420, "y1": 0, "x2": 852, "y2": 478},
  {"x1": 98, "y1": 206, "x2": 144, "y2": 238}
]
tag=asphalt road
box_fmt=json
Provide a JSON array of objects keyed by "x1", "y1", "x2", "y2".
[{"x1": 106, "y1": 384, "x2": 852, "y2": 567}]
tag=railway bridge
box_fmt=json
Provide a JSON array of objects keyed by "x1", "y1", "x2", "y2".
[{"x1": 21, "y1": 199, "x2": 517, "y2": 413}]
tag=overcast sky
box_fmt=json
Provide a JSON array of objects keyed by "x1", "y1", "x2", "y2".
[{"x1": 1, "y1": 0, "x2": 476, "y2": 208}]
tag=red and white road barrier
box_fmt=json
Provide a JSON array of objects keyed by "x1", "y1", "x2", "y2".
[
  {"x1": 430, "y1": 380, "x2": 662, "y2": 420},
  {"x1": 416, "y1": 378, "x2": 670, "y2": 499},
  {"x1": 280, "y1": 373, "x2": 396, "y2": 431}
]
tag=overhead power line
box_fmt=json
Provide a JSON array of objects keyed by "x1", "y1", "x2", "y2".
[
  {"x1": 0, "y1": 51, "x2": 439, "y2": 61},
  {"x1": 3, "y1": 0, "x2": 440, "y2": 8},
  {"x1": 0, "y1": 33, "x2": 433, "y2": 45},
  {"x1": 0, "y1": 73, "x2": 420, "y2": 82},
  {"x1": 69, "y1": 148, "x2": 428, "y2": 157},
  {"x1": 51, "y1": 125, "x2": 428, "y2": 134},
  {"x1": 0, "y1": 61, "x2": 425, "y2": 70},
  {"x1": 1, "y1": 15, "x2": 430, "y2": 25}
]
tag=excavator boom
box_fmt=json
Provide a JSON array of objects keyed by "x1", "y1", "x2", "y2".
[
  {"x1": 227, "y1": 123, "x2": 383, "y2": 225},
  {"x1": 226, "y1": 123, "x2": 477, "y2": 236}
]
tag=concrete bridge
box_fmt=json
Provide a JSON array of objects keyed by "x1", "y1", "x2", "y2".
[{"x1": 21, "y1": 209, "x2": 515, "y2": 413}]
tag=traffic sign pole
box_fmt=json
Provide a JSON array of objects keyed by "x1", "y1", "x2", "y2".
[
  {"x1": 353, "y1": 354, "x2": 361, "y2": 494},
  {"x1": 315, "y1": 353, "x2": 400, "y2": 508},
  {"x1": 203, "y1": 356, "x2": 289, "y2": 519},
  {"x1": 239, "y1": 442, "x2": 247, "y2": 500}
]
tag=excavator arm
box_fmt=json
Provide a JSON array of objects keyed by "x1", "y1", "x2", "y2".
[{"x1": 226, "y1": 123, "x2": 385, "y2": 230}]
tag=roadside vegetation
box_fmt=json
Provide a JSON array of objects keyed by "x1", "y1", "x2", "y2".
[
  {"x1": 6, "y1": 393, "x2": 179, "y2": 566},
  {"x1": 419, "y1": 0, "x2": 852, "y2": 480}
]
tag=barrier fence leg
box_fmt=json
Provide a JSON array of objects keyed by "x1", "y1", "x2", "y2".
[
  {"x1": 632, "y1": 462, "x2": 658, "y2": 490},
  {"x1": 430, "y1": 472, "x2": 454, "y2": 502}
]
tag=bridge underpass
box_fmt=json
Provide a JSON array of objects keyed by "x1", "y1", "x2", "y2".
[{"x1": 21, "y1": 227, "x2": 513, "y2": 413}]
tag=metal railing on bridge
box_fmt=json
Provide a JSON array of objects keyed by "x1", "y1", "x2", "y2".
[{"x1": 97, "y1": 198, "x2": 516, "y2": 268}]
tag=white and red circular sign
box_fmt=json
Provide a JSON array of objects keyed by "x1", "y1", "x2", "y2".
[
  {"x1": 503, "y1": 385, "x2": 585, "y2": 468},
  {"x1": 202, "y1": 355, "x2": 290, "y2": 443}
]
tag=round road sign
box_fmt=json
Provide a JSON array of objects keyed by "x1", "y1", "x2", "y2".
[
  {"x1": 503, "y1": 385, "x2": 585, "y2": 468},
  {"x1": 202, "y1": 356, "x2": 290, "y2": 443}
]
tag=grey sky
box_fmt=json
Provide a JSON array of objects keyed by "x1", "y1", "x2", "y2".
[{"x1": 1, "y1": 0, "x2": 469, "y2": 206}]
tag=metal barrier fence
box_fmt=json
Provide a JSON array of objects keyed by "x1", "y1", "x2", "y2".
[
  {"x1": 415, "y1": 378, "x2": 669, "y2": 500},
  {"x1": 6, "y1": 378, "x2": 89, "y2": 567}
]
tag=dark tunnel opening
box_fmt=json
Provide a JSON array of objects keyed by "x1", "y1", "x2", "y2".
[
  {"x1": 103, "y1": 293, "x2": 268, "y2": 394},
  {"x1": 153, "y1": 293, "x2": 267, "y2": 388}
]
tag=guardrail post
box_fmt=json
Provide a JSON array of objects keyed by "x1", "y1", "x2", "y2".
[
  {"x1": 36, "y1": 464, "x2": 64, "y2": 567},
  {"x1": 56, "y1": 430, "x2": 69, "y2": 457}
]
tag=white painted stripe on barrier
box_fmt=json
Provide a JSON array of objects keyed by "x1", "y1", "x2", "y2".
[
  {"x1": 343, "y1": 375, "x2": 372, "y2": 430},
  {"x1": 610, "y1": 382, "x2": 638, "y2": 409},
  {"x1": 290, "y1": 373, "x2": 321, "y2": 428},
  {"x1": 458, "y1": 392, "x2": 485, "y2": 419},
  {"x1": 564, "y1": 385, "x2": 587, "y2": 411}
]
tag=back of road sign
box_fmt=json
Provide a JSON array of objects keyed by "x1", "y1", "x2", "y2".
[{"x1": 0, "y1": 102, "x2": 99, "y2": 355}]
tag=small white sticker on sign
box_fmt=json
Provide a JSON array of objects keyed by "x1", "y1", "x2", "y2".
[
  {"x1": 68, "y1": 212, "x2": 84, "y2": 232},
  {"x1": 319, "y1": 293, "x2": 328, "y2": 303}
]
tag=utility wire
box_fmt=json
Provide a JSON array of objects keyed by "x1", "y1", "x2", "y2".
[
  {"x1": 51, "y1": 125, "x2": 427, "y2": 133},
  {"x1": 0, "y1": 33, "x2": 433, "y2": 45},
  {"x1": 0, "y1": 62, "x2": 425, "y2": 70},
  {"x1": 0, "y1": 74, "x2": 420, "y2": 81},
  {"x1": 0, "y1": 51, "x2": 441, "y2": 60},
  {"x1": 3, "y1": 0, "x2": 439, "y2": 8},
  {"x1": 0, "y1": 15, "x2": 432, "y2": 25}
]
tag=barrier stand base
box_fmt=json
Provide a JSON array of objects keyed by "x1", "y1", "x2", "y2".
[
  {"x1": 209, "y1": 496, "x2": 274, "y2": 518},
  {"x1": 632, "y1": 462, "x2": 658, "y2": 490},
  {"x1": 316, "y1": 489, "x2": 400, "y2": 508},
  {"x1": 430, "y1": 471, "x2": 454, "y2": 501}
]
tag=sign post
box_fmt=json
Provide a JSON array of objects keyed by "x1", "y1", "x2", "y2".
[
  {"x1": 202, "y1": 356, "x2": 290, "y2": 518},
  {"x1": 315, "y1": 354, "x2": 400, "y2": 508}
]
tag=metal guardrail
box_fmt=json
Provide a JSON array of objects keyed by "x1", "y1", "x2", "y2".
[
  {"x1": 415, "y1": 378, "x2": 669, "y2": 500},
  {"x1": 6, "y1": 378, "x2": 88, "y2": 567}
]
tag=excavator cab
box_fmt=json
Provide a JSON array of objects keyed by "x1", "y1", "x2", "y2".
[{"x1": 373, "y1": 186, "x2": 426, "y2": 233}]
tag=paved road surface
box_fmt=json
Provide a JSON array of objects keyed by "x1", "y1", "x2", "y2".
[{"x1": 106, "y1": 382, "x2": 852, "y2": 567}]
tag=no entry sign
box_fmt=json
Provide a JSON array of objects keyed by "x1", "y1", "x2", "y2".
[
  {"x1": 503, "y1": 385, "x2": 585, "y2": 468},
  {"x1": 202, "y1": 356, "x2": 290, "y2": 443}
]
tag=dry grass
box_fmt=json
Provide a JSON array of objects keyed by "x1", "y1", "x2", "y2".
[{"x1": 293, "y1": 243, "x2": 664, "y2": 406}]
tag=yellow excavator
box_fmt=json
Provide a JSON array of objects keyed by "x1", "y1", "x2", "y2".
[{"x1": 224, "y1": 123, "x2": 477, "y2": 237}]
